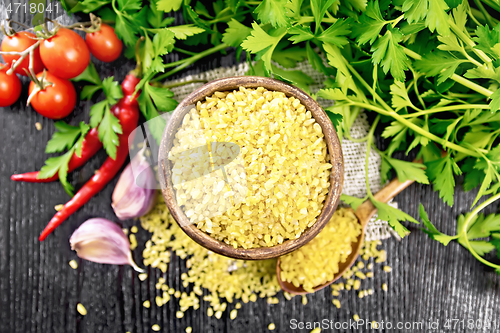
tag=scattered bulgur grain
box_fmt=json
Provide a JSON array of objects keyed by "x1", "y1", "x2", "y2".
[
  {"x1": 383, "y1": 266, "x2": 392, "y2": 272},
  {"x1": 122, "y1": 228, "x2": 129, "y2": 235},
  {"x1": 332, "y1": 299, "x2": 341, "y2": 308},
  {"x1": 143, "y1": 300, "x2": 150, "y2": 308},
  {"x1": 302, "y1": 295, "x2": 308, "y2": 305},
  {"x1": 382, "y1": 283, "x2": 388, "y2": 291},
  {"x1": 268, "y1": 323, "x2": 276, "y2": 330},
  {"x1": 310, "y1": 328, "x2": 321, "y2": 333},
  {"x1": 230, "y1": 309, "x2": 237, "y2": 320},
  {"x1": 76, "y1": 303, "x2": 87, "y2": 316},
  {"x1": 235, "y1": 302, "x2": 241, "y2": 309},
  {"x1": 215, "y1": 311, "x2": 222, "y2": 319},
  {"x1": 69, "y1": 260, "x2": 78, "y2": 269},
  {"x1": 186, "y1": 327, "x2": 192, "y2": 333},
  {"x1": 131, "y1": 226, "x2": 138, "y2": 233},
  {"x1": 138, "y1": 273, "x2": 148, "y2": 281},
  {"x1": 129, "y1": 234, "x2": 137, "y2": 251},
  {"x1": 152, "y1": 324, "x2": 160, "y2": 331},
  {"x1": 176, "y1": 311, "x2": 184, "y2": 318},
  {"x1": 207, "y1": 308, "x2": 213, "y2": 317},
  {"x1": 35, "y1": 122, "x2": 42, "y2": 131},
  {"x1": 353, "y1": 314, "x2": 360, "y2": 321},
  {"x1": 353, "y1": 280, "x2": 361, "y2": 290},
  {"x1": 54, "y1": 204, "x2": 64, "y2": 211}
]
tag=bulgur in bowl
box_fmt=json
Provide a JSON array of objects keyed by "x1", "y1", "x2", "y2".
[{"x1": 158, "y1": 76, "x2": 343, "y2": 260}]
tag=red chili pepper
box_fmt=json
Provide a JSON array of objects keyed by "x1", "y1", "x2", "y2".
[
  {"x1": 39, "y1": 74, "x2": 140, "y2": 241},
  {"x1": 11, "y1": 128, "x2": 102, "y2": 183}
]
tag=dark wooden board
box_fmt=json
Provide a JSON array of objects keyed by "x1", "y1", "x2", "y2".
[{"x1": 1, "y1": 45, "x2": 500, "y2": 333}]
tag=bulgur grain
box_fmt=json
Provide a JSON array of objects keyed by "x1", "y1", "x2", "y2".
[
  {"x1": 143, "y1": 300, "x2": 150, "y2": 308},
  {"x1": 69, "y1": 260, "x2": 78, "y2": 269},
  {"x1": 169, "y1": 88, "x2": 331, "y2": 248},
  {"x1": 76, "y1": 303, "x2": 87, "y2": 316},
  {"x1": 268, "y1": 323, "x2": 275, "y2": 330}
]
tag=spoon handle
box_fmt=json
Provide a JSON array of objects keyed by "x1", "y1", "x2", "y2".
[{"x1": 354, "y1": 177, "x2": 415, "y2": 226}]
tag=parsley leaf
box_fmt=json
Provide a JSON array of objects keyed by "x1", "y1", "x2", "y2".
[
  {"x1": 168, "y1": 25, "x2": 205, "y2": 40},
  {"x1": 316, "y1": 18, "x2": 351, "y2": 47},
  {"x1": 311, "y1": 0, "x2": 337, "y2": 32},
  {"x1": 373, "y1": 199, "x2": 416, "y2": 238},
  {"x1": 45, "y1": 122, "x2": 83, "y2": 154},
  {"x1": 101, "y1": 77, "x2": 123, "y2": 104},
  {"x1": 352, "y1": 0, "x2": 387, "y2": 45},
  {"x1": 426, "y1": 154, "x2": 462, "y2": 206},
  {"x1": 38, "y1": 121, "x2": 90, "y2": 196},
  {"x1": 39, "y1": 150, "x2": 75, "y2": 195},
  {"x1": 288, "y1": 26, "x2": 315, "y2": 44},
  {"x1": 98, "y1": 104, "x2": 123, "y2": 159},
  {"x1": 241, "y1": 22, "x2": 286, "y2": 75},
  {"x1": 117, "y1": 0, "x2": 141, "y2": 11},
  {"x1": 340, "y1": 194, "x2": 366, "y2": 210},
  {"x1": 138, "y1": 90, "x2": 165, "y2": 145},
  {"x1": 222, "y1": 19, "x2": 252, "y2": 47},
  {"x1": 371, "y1": 26, "x2": 409, "y2": 81},
  {"x1": 419, "y1": 203, "x2": 456, "y2": 245},
  {"x1": 473, "y1": 24, "x2": 500, "y2": 59},
  {"x1": 156, "y1": 0, "x2": 182, "y2": 12},
  {"x1": 254, "y1": 0, "x2": 291, "y2": 28},
  {"x1": 382, "y1": 156, "x2": 430, "y2": 184},
  {"x1": 146, "y1": 85, "x2": 178, "y2": 111},
  {"x1": 414, "y1": 51, "x2": 465, "y2": 84}
]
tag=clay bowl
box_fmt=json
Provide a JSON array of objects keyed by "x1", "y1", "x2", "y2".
[{"x1": 158, "y1": 76, "x2": 344, "y2": 260}]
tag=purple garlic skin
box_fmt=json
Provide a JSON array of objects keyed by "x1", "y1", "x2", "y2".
[
  {"x1": 69, "y1": 218, "x2": 144, "y2": 272},
  {"x1": 112, "y1": 145, "x2": 156, "y2": 220}
]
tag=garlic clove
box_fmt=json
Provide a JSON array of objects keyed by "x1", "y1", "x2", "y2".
[
  {"x1": 112, "y1": 144, "x2": 156, "y2": 220},
  {"x1": 69, "y1": 218, "x2": 144, "y2": 272}
]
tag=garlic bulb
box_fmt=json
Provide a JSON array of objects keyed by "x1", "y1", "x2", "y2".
[
  {"x1": 112, "y1": 145, "x2": 156, "y2": 220},
  {"x1": 69, "y1": 218, "x2": 144, "y2": 272}
]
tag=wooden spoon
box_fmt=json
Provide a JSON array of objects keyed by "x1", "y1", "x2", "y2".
[{"x1": 276, "y1": 176, "x2": 416, "y2": 295}]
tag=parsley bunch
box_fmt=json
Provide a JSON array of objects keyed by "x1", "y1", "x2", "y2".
[{"x1": 61, "y1": 0, "x2": 500, "y2": 270}]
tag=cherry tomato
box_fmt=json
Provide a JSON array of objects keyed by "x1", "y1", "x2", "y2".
[
  {"x1": 85, "y1": 23, "x2": 123, "y2": 62},
  {"x1": 39, "y1": 28, "x2": 90, "y2": 79},
  {"x1": 28, "y1": 71, "x2": 77, "y2": 119},
  {"x1": 0, "y1": 65, "x2": 22, "y2": 107},
  {"x1": 1, "y1": 31, "x2": 44, "y2": 76}
]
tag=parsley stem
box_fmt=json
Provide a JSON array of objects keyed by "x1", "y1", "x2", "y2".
[
  {"x1": 448, "y1": 20, "x2": 492, "y2": 64},
  {"x1": 365, "y1": 115, "x2": 380, "y2": 201},
  {"x1": 480, "y1": 0, "x2": 500, "y2": 12},
  {"x1": 152, "y1": 43, "x2": 228, "y2": 82},
  {"x1": 402, "y1": 47, "x2": 494, "y2": 97},
  {"x1": 473, "y1": 0, "x2": 495, "y2": 27},
  {"x1": 460, "y1": 191, "x2": 500, "y2": 270},
  {"x1": 450, "y1": 74, "x2": 494, "y2": 97},
  {"x1": 400, "y1": 104, "x2": 490, "y2": 118},
  {"x1": 174, "y1": 48, "x2": 198, "y2": 56}
]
